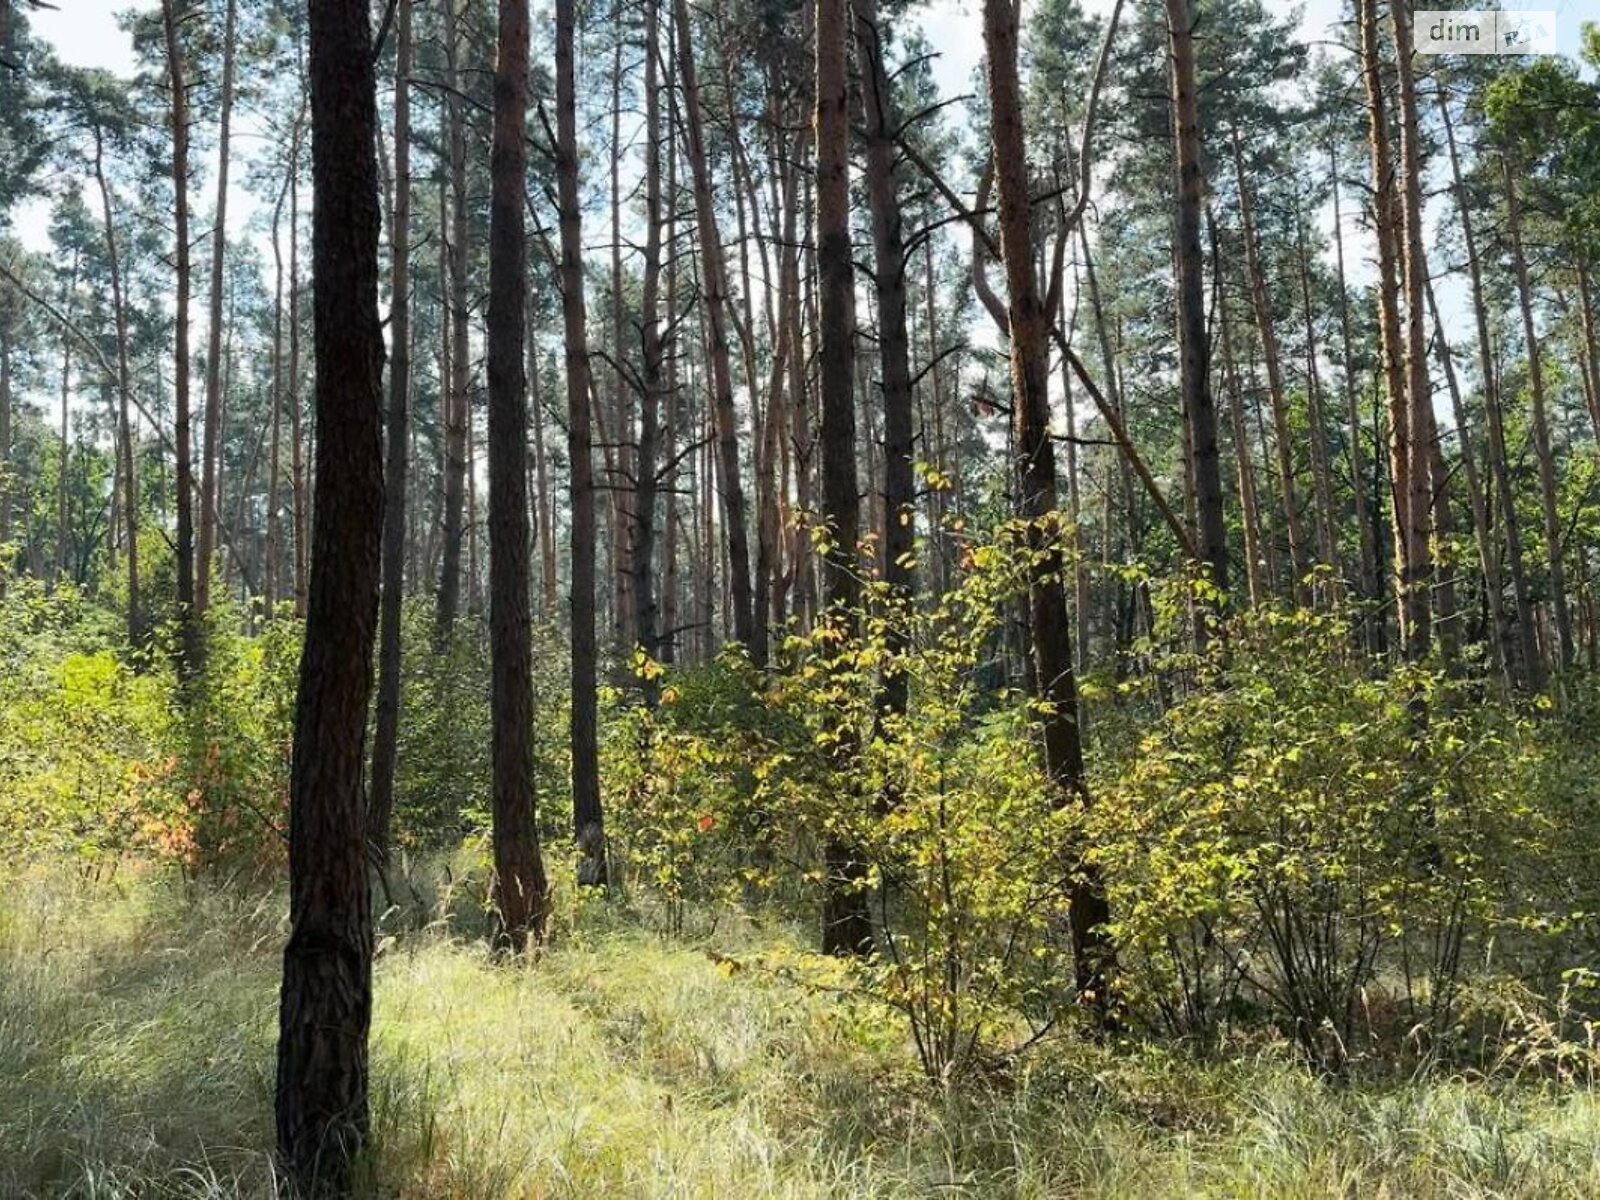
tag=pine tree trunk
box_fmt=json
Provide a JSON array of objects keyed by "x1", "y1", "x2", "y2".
[
  {"x1": 986, "y1": 0, "x2": 1112, "y2": 1008},
  {"x1": 1504, "y1": 156, "x2": 1574, "y2": 674},
  {"x1": 558, "y1": 0, "x2": 606, "y2": 885},
  {"x1": 1233, "y1": 130, "x2": 1309, "y2": 604},
  {"x1": 369, "y1": 0, "x2": 412, "y2": 867},
  {"x1": 435, "y1": 0, "x2": 469, "y2": 644},
  {"x1": 487, "y1": 0, "x2": 552, "y2": 946},
  {"x1": 673, "y1": 0, "x2": 755, "y2": 651},
  {"x1": 274, "y1": 0, "x2": 383, "y2": 1179}
]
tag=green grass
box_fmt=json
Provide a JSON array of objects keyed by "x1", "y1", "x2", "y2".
[{"x1": 4, "y1": 864, "x2": 1600, "y2": 1198}]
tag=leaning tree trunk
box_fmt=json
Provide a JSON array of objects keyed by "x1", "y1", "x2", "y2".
[{"x1": 274, "y1": 0, "x2": 384, "y2": 1182}]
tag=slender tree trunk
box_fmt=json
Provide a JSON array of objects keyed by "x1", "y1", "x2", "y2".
[
  {"x1": 1214, "y1": 234, "x2": 1266, "y2": 607},
  {"x1": 1359, "y1": 0, "x2": 1419, "y2": 656},
  {"x1": 632, "y1": 0, "x2": 666, "y2": 691},
  {"x1": 985, "y1": 0, "x2": 1112, "y2": 1008},
  {"x1": 557, "y1": 0, "x2": 606, "y2": 885},
  {"x1": 435, "y1": 0, "x2": 469, "y2": 644},
  {"x1": 290, "y1": 127, "x2": 309, "y2": 620},
  {"x1": 1427, "y1": 278, "x2": 1508, "y2": 687},
  {"x1": 1167, "y1": 0, "x2": 1228, "y2": 607},
  {"x1": 1233, "y1": 130, "x2": 1309, "y2": 604},
  {"x1": 274, "y1": 0, "x2": 383, "y2": 1180},
  {"x1": 1504, "y1": 155, "x2": 1573, "y2": 674},
  {"x1": 1391, "y1": 0, "x2": 1437, "y2": 661},
  {"x1": 1438, "y1": 90, "x2": 1538, "y2": 687},
  {"x1": 673, "y1": 0, "x2": 755, "y2": 651},
  {"x1": 1329, "y1": 139, "x2": 1383, "y2": 647},
  {"x1": 197, "y1": 0, "x2": 238, "y2": 614},
  {"x1": 369, "y1": 0, "x2": 412, "y2": 866},
  {"x1": 54, "y1": 252, "x2": 77, "y2": 585},
  {"x1": 91, "y1": 128, "x2": 141, "y2": 648}
]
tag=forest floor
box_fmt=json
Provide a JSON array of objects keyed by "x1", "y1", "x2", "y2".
[{"x1": 5, "y1": 860, "x2": 1600, "y2": 1199}]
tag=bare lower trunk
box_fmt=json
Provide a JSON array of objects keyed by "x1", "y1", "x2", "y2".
[{"x1": 274, "y1": 0, "x2": 383, "y2": 1180}]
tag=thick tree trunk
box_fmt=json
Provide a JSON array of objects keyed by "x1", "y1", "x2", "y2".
[
  {"x1": 274, "y1": 0, "x2": 383, "y2": 1181},
  {"x1": 985, "y1": 0, "x2": 1112, "y2": 1008},
  {"x1": 815, "y1": 0, "x2": 873, "y2": 957},
  {"x1": 857, "y1": 0, "x2": 915, "y2": 718},
  {"x1": 673, "y1": 0, "x2": 755, "y2": 651},
  {"x1": 487, "y1": 0, "x2": 551, "y2": 947},
  {"x1": 558, "y1": 0, "x2": 606, "y2": 885},
  {"x1": 369, "y1": 0, "x2": 412, "y2": 867}
]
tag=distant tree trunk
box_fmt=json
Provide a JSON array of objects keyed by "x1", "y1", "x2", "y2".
[
  {"x1": 1293, "y1": 208, "x2": 1341, "y2": 603},
  {"x1": 197, "y1": 0, "x2": 238, "y2": 615},
  {"x1": 558, "y1": 0, "x2": 606, "y2": 886},
  {"x1": 1213, "y1": 231, "x2": 1266, "y2": 608},
  {"x1": 1328, "y1": 140, "x2": 1383, "y2": 648},
  {"x1": 1427, "y1": 278, "x2": 1508, "y2": 687},
  {"x1": 856, "y1": 0, "x2": 915, "y2": 719},
  {"x1": 435, "y1": 0, "x2": 469, "y2": 644},
  {"x1": 985, "y1": 0, "x2": 1112, "y2": 1008},
  {"x1": 290, "y1": 134, "x2": 309, "y2": 620},
  {"x1": 1232, "y1": 130, "x2": 1309, "y2": 604},
  {"x1": 1166, "y1": 0, "x2": 1228, "y2": 609},
  {"x1": 1358, "y1": 0, "x2": 1419, "y2": 656},
  {"x1": 1438, "y1": 91, "x2": 1537, "y2": 687},
  {"x1": 673, "y1": 0, "x2": 755, "y2": 652},
  {"x1": 1504, "y1": 155, "x2": 1573, "y2": 675},
  {"x1": 369, "y1": 0, "x2": 412, "y2": 867},
  {"x1": 274, "y1": 0, "x2": 384, "y2": 1180},
  {"x1": 610, "y1": 19, "x2": 635, "y2": 659},
  {"x1": 91, "y1": 127, "x2": 141, "y2": 649},
  {"x1": 486, "y1": 0, "x2": 551, "y2": 948},
  {"x1": 160, "y1": 0, "x2": 199, "y2": 672},
  {"x1": 631, "y1": 0, "x2": 666, "y2": 693},
  {"x1": 1390, "y1": 0, "x2": 1437, "y2": 661},
  {"x1": 54, "y1": 252, "x2": 77, "y2": 585}
]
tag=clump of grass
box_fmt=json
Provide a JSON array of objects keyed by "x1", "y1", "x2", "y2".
[{"x1": 4, "y1": 865, "x2": 1600, "y2": 1198}]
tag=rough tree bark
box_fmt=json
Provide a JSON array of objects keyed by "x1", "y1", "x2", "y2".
[
  {"x1": 486, "y1": 0, "x2": 551, "y2": 948},
  {"x1": 984, "y1": 0, "x2": 1113, "y2": 1009},
  {"x1": 369, "y1": 0, "x2": 412, "y2": 866},
  {"x1": 274, "y1": 0, "x2": 384, "y2": 1182},
  {"x1": 557, "y1": 0, "x2": 606, "y2": 885}
]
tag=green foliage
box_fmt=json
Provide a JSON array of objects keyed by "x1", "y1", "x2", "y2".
[{"x1": 1088, "y1": 604, "x2": 1560, "y2": 1069}]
